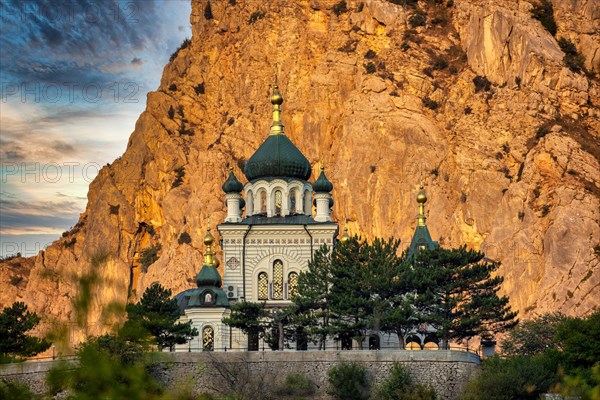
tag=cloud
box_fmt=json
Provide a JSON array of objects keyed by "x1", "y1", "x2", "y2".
[{"x1": 0, "y1": 199, "x2": 81, "y2": 234}]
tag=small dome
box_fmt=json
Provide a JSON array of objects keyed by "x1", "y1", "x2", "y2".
[
  {"x1": 222, "y1": 169, "x2": 243, "y2": 193},
  {"x1": 313, "y1": 167, "x2": 334, "y2": 193},
  {"x1": 195, "y1": 264, "x2": 222, "y2": 288}
]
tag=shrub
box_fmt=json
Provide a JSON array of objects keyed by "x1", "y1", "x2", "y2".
[
  {"x1": 195, "y1": 83, "x2": 205, "y2": 95},
  {"x1": 365, "y1": 49, "x2": 377, "y2": 59},
  {"x1": 169, "y1": 38, "x2": 191, "y2": 62},
  {"x1": 248, "y1": 10, "x2": 265, "y2": 24},
  {"x1": 461, "y1": 354, "x2": 559, "y2": 400},
  {"x1": 178, "y1": 232, "x2": 192, "y2": 245},
  {"x1": 429, "y1": 53, "x2": 448, "y2": 70},
  {"x1": 422, "y1": 97, "x2": 439, "y2": 110},
  {"x1": 364, "y1": 62, "x2": 376, "y2": 74},
  {"x1": 377, "y1": 363, "x2": 438, "y2": 400},
  {"x1": 333, "y1": 1, "x2": 348, "y2": 16},
  {"x1": 204, "y1": 1, "x2": 213, "y2": 20},
  {"x1": 558, "y1": 37, "x2": 586, "y2": 73},
  {"x1": 275, "y1": 372, "x2": 316, "y2": 397},
  {"x1": 327, "y1": 362, "x2": 371, "y2": 400},
  {"x1": 531, "y1": 0, "x2": 557, "y2": 36},
  {"x1": 408, "y1": 9, "x2": 426, "y2": 27},
  {"x1": 536, "y1": 124, "x2": 551, "y2": 138},
  {"x1": 473, "y1": 75, "x2": 491, "y2": 92},
  {"x1": 172, "y1": 167, "x2": 185, "y2": 188},
  {"x1": 140, "y1": 244, "x2": 161, "y2": 272},
  {"x1": 168, "y1": 105, "x2": 175, "y2": 119}
]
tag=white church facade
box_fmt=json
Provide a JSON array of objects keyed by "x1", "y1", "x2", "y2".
[{"x1": 174, "y1": 80, "x2": 436, "y2": 352}]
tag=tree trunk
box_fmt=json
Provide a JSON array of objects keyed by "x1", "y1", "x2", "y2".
[{"x1": 278, "y1": 321, "x2": 284, "y2": 351}]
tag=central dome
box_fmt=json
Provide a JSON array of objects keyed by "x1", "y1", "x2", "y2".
[{"x1": 243, "y1": 134, "x2": 312, "y2": 181}]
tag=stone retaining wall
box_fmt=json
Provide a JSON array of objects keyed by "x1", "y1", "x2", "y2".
[{"x1": 0, "y1": 350, "x2": 480, "y2": 399}]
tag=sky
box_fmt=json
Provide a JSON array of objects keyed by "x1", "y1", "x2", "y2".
[{"x1": 0, "y1": 0, "x2": 192, "y2": 257}]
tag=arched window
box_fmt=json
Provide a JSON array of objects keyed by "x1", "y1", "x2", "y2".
[
  {"x1": 259, "y1": 190, "x2": 267, "y2": 214},
  {"x1": 258, "y1": 272, "x2": 268, "y2": 300},
  {"x1": 289, "y1": 190, "x2": 297, "y2": 213},
  {"x1": 288, "y1": 272, "x2": 299, "y2": 298},
  {"x1": 369, "y1": 334, "x2": 380, "y2": 350},
  {"x1": 274, "y1": 190, "x2": 282, "y2": 216},
  {"x1": 272, "y1": 260, "x2": 283, "y2": 300},
  {"x1": 203, "y1": 326, "x2": 214, "y2": 351}
]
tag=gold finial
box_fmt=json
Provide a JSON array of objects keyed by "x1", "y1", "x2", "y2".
[
  {"x1": 340, "y1": 221, "x2": 350, "y2": 243},
  {"x1": 416, "y1": 183, "x2": 427, "y2": 227},
  {"x1": 269, "y1": 69, "x2": 285, "y2": 135}
]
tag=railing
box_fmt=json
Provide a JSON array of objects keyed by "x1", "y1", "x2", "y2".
[
  {"x1": 177, "y1": 343, "x2": 481, "y2": 356},
  {"x1": 4, "y1": 344, "x2": 482, "y2": 365}
]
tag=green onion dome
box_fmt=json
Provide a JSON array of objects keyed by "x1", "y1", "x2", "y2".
[
  {"x1": 222, "y1": 169, "x2": 243, "y2": 193},
  {"x1": 243, "y1": 135, "x2": 312, "y2": 181},
  {"x1": 312, "y1": 166, "x2": 334, "y2": 193}
]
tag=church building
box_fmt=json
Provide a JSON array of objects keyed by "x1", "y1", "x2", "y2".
[{"x1": 175, "y1": 79, "x2": 437, "y2": 352}]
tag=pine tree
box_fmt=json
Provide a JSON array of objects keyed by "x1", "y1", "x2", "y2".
[
  {"x1": 222, "y1": 301, "x2": 269, "y2": 350},
  {"x1": 124, "y1": 283, "x2": 197, "y2": 351},
  {"x1": 328, "y1": 238, "x2": 373, "y2": 349},
  {"x1": 413, "y1": 246, "x2": 518, "y2": 347},
  {"x1": 292, "y1": 244, "x2": 335, "y2": 349},
  {"x1": 0, "y1": 302, "x2": 50, "y2": 360}
]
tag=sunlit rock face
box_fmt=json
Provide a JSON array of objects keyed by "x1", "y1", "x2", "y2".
[{"x1": 1, "y1": 0, "x2": 598, "y2": 344}]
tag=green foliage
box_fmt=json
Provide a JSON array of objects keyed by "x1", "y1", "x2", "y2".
[
  {"x1": 412, "y1": 247, "x2": 518, "y2": 346},
  {"x1": 531, "y1": 0, "x2": 557, "y2": 36},
  {"x1": 178, "y1": 232, "x2": 192, "y2": 245},
  {"x1": 169, "y1": 38, "x2": 190, "y2": 62},
  {"x1": 292, "y1": 245, "x2": 334, "y2": 348},
  {"x1": 558, "y1": 37, "x2": 586, "y2": 73},
  {"x1": 422, "y1": 97, "x2": 439, "y2": 110},
  {"x1": 140, "y1": 244, "x2": 162, "y2": 272},
  {"x1": 172, "y1": 167, "x2": 185, "y2": 188},
  {"x1": 364, "y1": 49, "x2": 377, "y2": 59},
  {"x1": 460, "y1": 353, "x2": 561, "y2": 400},
  {"x1": 248, "y1": 10, "x2": 265, "y2": 24},
  {"x1": 364, "y1": 62, "x2": 376, "y2": 74},
  {"x1": 327, "y1": 362, "x2": 371, "y2": 400},
  {"x1": 57, "y1": 335, "x2": 163, "y2": 400},
  {"x1": 473, "y1": 75, "x2": 491, "y2": 92},
  {"x1": 332, "y1": 1, "x2": 348, "y2": 16},
  {"x1": 500, "y1": 313, "x2": 567, "y2": 356},
  {"x1": 408, "y1": 9, "x2": 426, "y2": 28},
  {"x1": 223, "y1": 302, "x2": 269, "y2": 349},
  {"x1": 0, "y1": 302, "x2": 50, "y2": 360},
  {"x1": 555, "y1": 309, "x2": 600, "y2": 369},
  {"x1": 124, "y1": 283, "x2": 197, "y2": 351},
  {"x1": 274, "y1": 372, "x2": 316, "y2": 397},
  {"x1": 328, "y1": 238, "x2": 373, "y2": 348},
  {"x1": 0, "y1": 380, "x2": 38, "y2": 400}
]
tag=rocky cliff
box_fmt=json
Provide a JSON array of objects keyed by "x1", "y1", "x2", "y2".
[{"x1": 1, "y1": 0, "x2": 598, "y2": 343}]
